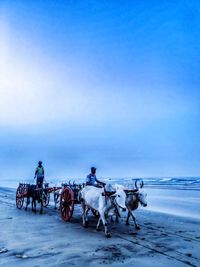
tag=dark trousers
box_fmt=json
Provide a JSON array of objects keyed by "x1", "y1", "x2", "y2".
[{"x1": 36, "y1": 176, "x2": 44, "y2": 188}]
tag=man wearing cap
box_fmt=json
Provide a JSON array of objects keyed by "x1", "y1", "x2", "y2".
[
  {"x1": 34, "y1": 161, "x2": 45, "y2": 188},
  {"x1": 86, "y1": 167, "x2": 105, "y2": 187}
]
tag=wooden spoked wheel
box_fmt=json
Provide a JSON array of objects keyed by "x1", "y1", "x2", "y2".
[
  {"x1": 91, "y1": 209, "x2": 100, "y2": 218},
  {"x1": 60, "y1": 187, "x2": 74, "y2": 221},
  {"x1": 42, "y1": 191, "x2": 50, "y2": 207},
  {"x1": 16, "y1": 185, "x2": 24, "y2": 209}
]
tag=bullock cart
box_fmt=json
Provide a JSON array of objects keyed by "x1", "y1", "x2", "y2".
[{"x1": 16, "y1": 182, "x2": 61, "y2": 209}]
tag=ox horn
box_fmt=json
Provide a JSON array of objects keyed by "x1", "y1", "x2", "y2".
[
  {"x1": 135, "y1": 179, "x2": 139, "y2": 189},
  {"x1": 135, "y1": 178, "x2": 144, "y2": 189}
]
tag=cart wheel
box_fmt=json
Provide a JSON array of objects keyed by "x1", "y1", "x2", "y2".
[
  {"x1": 42, "y1": 191, "x2": 50, "y2": 207},
  {"x1": 60, "y1": 187, "x2": 74, "y2": 221},
  {"x1": 16, "y1": 185, "x2": 24, "y2": 209},
  {"x1": 91, "y1": 209, "x2": 100, "y2": 218}
]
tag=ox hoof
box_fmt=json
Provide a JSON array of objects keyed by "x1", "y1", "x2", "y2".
[
  {"x1": 126, "y1": 222, "x2": 130, "y2": 225},
  {"x1": 105, "y1": 233, "x2": 111, "y2": 238},
  {"x1": 136, "y1": 225, "x2": 140, "y2": 230},
  {"x1": 40, "y1": 211, "x2": 43, "y2": 215},
  {"x1": 83, "y1": 222, "x2": 88, "y2": 228},
  {"x1": 96, "y1": 227, "x2": 101, "y2": 231}
]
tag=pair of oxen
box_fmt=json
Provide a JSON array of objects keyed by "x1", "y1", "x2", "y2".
[{"x1": 79, "y1": 180, "x2": 147, "y2": 238}]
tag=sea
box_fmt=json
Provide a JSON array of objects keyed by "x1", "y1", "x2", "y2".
[{"x1": 1, "y1": 176, "x2": 200, "y2": 190}]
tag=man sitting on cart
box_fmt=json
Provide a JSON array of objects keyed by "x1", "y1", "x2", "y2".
[
  {"x1": 86, "y1": 167, "x2": 105, "y2": 187},
  {"x1": 34, "y1": 161, "x2": 45, "y2": 189}
]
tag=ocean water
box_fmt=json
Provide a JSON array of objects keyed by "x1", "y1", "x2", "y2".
[{"x1": 1, "y1": 176, "x2": 200, "y2": 190}]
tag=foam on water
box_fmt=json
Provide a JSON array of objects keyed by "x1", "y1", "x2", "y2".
[{"x1": 1, "y1": 176, "x2": 200, "y2": 190}]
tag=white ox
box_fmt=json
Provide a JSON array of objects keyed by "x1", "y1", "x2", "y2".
[
  {"x1": 80, "y1": 185, "x2": 126, "y2": 237},
  {"x1": 54, "y1": 188, "x2": 62, "y2": 209}
]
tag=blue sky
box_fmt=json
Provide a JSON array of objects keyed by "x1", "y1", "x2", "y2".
[{"x1": 0, "y1": 0, "x2": 200, "y2": 181}]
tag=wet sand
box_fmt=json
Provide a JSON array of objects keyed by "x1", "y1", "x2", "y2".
[{"x1": 0, "y1": 186, "x2": 200, "y2": 267}]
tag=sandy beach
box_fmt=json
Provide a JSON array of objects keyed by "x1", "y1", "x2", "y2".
[
  {"x1": 1, "y1": 0, "x2": 200, "y2": 266},
  {"x1": 0, "y1": 186, "x2": 200, "y2": 267}
]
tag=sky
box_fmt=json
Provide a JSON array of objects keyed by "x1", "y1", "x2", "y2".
[{"x1": 0, "y1": 0, "x2": 200, "y2": 182}]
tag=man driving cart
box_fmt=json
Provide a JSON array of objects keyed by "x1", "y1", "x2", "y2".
[{"x1": 86, "y1": 167, "x2": 105, "y2": 187}]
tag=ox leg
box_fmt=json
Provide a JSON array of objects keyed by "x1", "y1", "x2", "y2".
[
  {"x1": 96, "y1": 217, "x2": 102, "y2": 231},
  {"x1": 54, "y1": 193, "x2": 58, "y2": 209},
  {"x1": 33, "y1": 193, "x2": 37, "y2": 213},
  {"x1": 40, "y1": 197, "x2": 43, "y2": 214},
  {"x1": 34, "y1": 201, "x2": 36, "y2": 213},
  {"x1": 84, "y1": 207, "x2": 90, "y2": 227},
  {"x1": 99, "y1": 212, "x2": 111, "y2": 238},
  {"x1": 116, "y1": 214, "x2": 119, "y2": 223},
  {"x1": 25, "y1": 197, "x2": 30, "y2": 211},
  {"x1": 81, "y1": 201, "x2": 88, "y2": 227},
  {"x1": 81, "y1": 201, "x2": 85, "y2": 226},
  {"x1": 126, "y1": 211, "x2": 131, "y2": 225},
  {"x1": 40, "y1": 203, "x2": 43, "y2": 214},
  {"x1": 34, "y1": 199, "x2": 36, "y2": 213},
  {"x1": 32, "y1": 198, "x2": 36, "y2": 213},
  {"x1": 56, "y1": 193, "x2": 60, "y2": 211},
  {"x1": 40, "y1": 190, "x2": 43, "y2": 214},
  {"x1": 110, "y1": 215, "x2": 118, "y2": 223},
  {"x1": 127, "y1": 209, "x2": 140, "y2": 230},
  {"x1": 57, "y1": 194, "x2": 60, "y2": 210},
  {"x1": 110, "y1": 216, "x2": 114, "y2": 223}
]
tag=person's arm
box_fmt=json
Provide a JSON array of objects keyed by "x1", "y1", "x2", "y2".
[
  {"x1": 42, "y1": 167, "x2": 44, "y2": 175},
  {"x1": 95, "y1": 177, "x2": 106, "y2": 186},
  {"x1": 34, "y1": 168, "x2": 38, "y2": 179}
]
